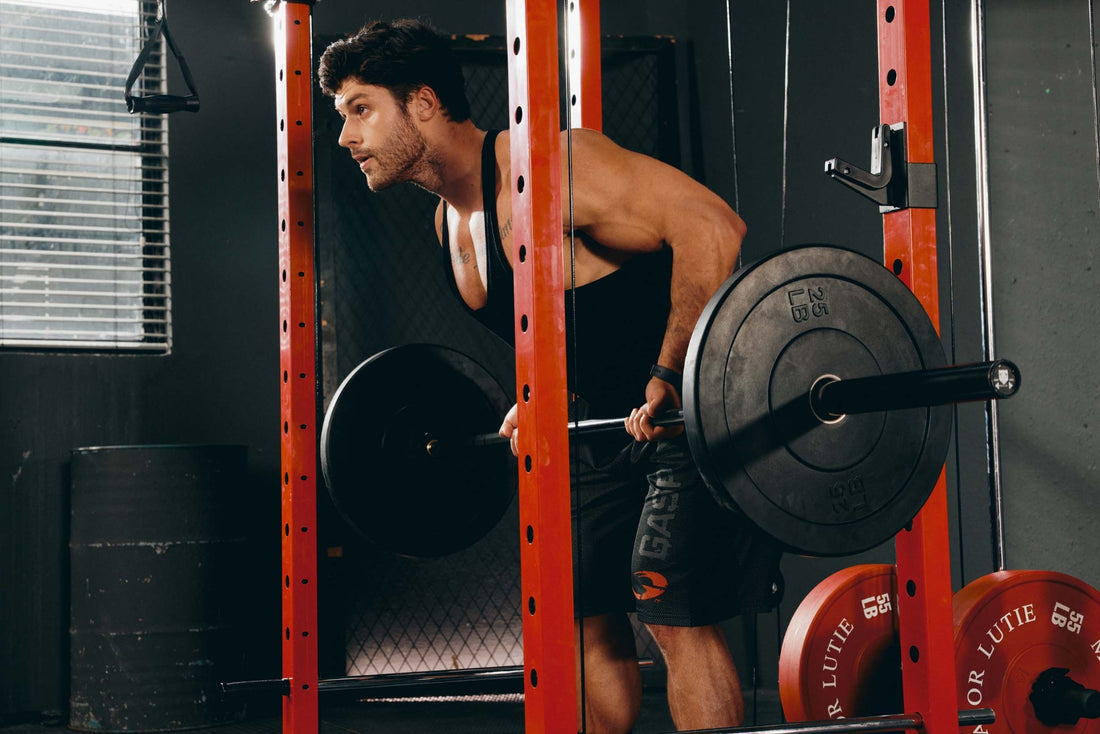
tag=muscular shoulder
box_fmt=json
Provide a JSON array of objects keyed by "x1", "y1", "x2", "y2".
[
  {"x1": 560, "y1": 127, "x2": 616, "y2": 154},
  {"x1": 496, "y1": 127, "x2": 616, "y2": 165}
]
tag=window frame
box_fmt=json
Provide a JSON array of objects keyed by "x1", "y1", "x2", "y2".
[{"x1": 0, "y1": 0, "x2": 172, "y2": 353}]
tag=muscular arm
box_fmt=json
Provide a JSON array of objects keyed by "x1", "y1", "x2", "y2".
[{"x1": 565, "y1": 128, "x2": 746, "y2": 374}]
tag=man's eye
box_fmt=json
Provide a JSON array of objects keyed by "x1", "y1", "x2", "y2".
[{"x1": 357, "y1": 105, "x2": 368, "y2": 115}]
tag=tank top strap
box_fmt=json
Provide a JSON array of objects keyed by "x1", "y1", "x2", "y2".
[
  {"x1": 480, "y1": 130, "x2": 510, "y2": 278},
  {"x1": 436, "y1": 200, "x2": 465, "y2": 303}
]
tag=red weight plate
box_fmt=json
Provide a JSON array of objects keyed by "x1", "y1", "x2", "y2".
[
  {"x1": 780, "y1": 564, "x2": 903, "y2": 720},
  {"x1": 954, "y1": 570, "x2": 1100, "y2": 734}
]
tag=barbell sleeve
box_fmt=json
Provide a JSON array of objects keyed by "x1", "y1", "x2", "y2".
[{"x1": 811, "y1": 359, "x2": 1020, "y2": 420}]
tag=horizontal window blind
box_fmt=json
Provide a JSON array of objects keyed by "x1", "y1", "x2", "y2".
[{"x1": 0, "y1": 0, "x2": 170, "y2": 351}]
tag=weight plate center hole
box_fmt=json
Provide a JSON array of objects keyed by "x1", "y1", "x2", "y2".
[{"x1": 810, "y1": 374, "x2": 846, "y2": 425}]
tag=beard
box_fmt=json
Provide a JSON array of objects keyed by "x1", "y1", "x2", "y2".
[{"x1": 363, "y1": 109, "x2": 434, "y2": 193}]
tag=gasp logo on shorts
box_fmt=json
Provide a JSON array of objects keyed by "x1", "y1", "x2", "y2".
[{"x1": 632, "y1": 570, "x2": 669, "y2": 601}]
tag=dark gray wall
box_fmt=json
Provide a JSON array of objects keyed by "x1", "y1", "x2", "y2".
[
  {"x1": 3, "y1": 0, "x2": 1098, "y2": 720},
  {"x1": 0, "y1": 0, "x2": 280, "y2": 717},
  {"x1": 983, "y1": 0, "x2": 1100, "y2": 586}
]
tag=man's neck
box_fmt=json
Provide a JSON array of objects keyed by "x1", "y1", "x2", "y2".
[{"x1": 430, "y1": 122, "x2": 488, "y2": 210}]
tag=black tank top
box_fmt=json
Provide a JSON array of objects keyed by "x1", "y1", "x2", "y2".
[{"x1": 439, "y1": 130, "x2": 672, "y2": 417}]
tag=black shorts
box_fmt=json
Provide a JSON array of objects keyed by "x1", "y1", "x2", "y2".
[{"x1": 570, "y1": 433, "x2": 784, "y2": 627}]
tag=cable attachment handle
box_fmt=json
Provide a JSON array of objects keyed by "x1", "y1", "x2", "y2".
[{"x1": 124, "y1": 0, "x2": 200, "y2": 114}]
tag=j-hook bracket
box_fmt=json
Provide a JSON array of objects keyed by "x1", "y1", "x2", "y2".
[{"x1": 825, "y1": 123, "x2": 937, "y2": 213}]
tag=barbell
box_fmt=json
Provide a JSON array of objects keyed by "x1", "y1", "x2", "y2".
[
  {"x1": 427, "y1": 359, "x2": 1019, "y2": 455},
  {"x1": 320, "y1": 244, "x2": 1021, "y2": 558}
]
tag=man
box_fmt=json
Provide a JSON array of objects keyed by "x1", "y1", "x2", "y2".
[{"x1": 318, "y1": 19, "x2": 783, "y2": 733}]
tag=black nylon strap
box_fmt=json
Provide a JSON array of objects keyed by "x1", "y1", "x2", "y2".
[
  {"x1": 124, "y1": 1, "x2": 200, "y2": 114},
  {"x1": 649, "y1": 363, "x2": 682, "y2": 393}
]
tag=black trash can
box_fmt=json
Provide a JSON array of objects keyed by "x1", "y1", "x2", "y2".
[{"x1": 69, "y1": 444, "x2": 249, "y2": 732}]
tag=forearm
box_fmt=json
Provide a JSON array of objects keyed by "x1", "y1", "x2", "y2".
[{"x1": 656, "y1": 217, "x2": 744, "y2": 373}]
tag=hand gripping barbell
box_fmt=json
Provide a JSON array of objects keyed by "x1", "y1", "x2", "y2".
[{"x1": 320, "y1": 245, "x2": 1022, "y2": 558}]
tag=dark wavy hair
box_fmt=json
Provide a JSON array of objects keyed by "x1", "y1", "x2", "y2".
[{"x1": 317, "y1": 19, "x2": 471, "y2": 123}]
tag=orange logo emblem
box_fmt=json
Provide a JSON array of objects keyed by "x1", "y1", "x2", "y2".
[{"x1": 632, "y1": 570, "x2": 669, "y2": 601}]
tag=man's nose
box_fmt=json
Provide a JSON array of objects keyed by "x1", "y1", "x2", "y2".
[{"x1": 337, "y1": 118, "x2": 359, "y2": 148}]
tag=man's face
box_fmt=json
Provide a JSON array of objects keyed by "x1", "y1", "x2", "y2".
[{"x1": 334, "y1": 80, "x2": 427, "y2": 192}]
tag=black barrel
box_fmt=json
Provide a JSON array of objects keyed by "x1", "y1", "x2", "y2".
[{"x1": 70, "y1": 445, "x2": 248, "y2": 732}]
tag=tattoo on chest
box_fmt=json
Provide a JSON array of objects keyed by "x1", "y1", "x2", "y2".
[{"x1": 454, "y1": 248, "x2": 474, "y2": 268}]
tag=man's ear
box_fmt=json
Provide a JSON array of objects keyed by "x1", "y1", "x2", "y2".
[{"x1": 410, "y1": 85, "x2": 442, "y2": 121}]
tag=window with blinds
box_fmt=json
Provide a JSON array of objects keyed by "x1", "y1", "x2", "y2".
[{"x1": 0, "y1": 0, "x2": 170, "y2": 351}]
